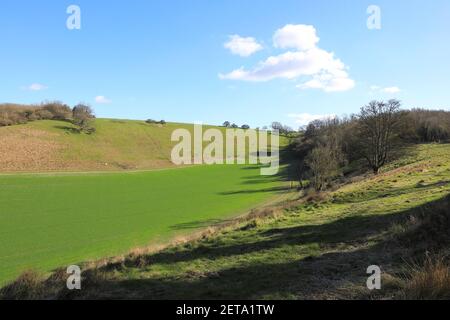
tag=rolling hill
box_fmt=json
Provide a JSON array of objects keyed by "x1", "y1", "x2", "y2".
[{"x1": 0, "y1": 119, "x2": 199, "y2": 172}]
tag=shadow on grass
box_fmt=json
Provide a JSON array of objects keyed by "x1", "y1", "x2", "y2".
[
  {"x1": 4, "y1": 194, "x2": 448, "y2": 300},
  {"x1": 170, "y1": 219, "x2": 235, "y2": 230},
  {"x1": 218, "y1": 185, "x2": 291, "y2": 195},
  {"x1": 218, "y1": 154, "x2": 300, "y2": 194},
  {"x1": 53, "y1": 125, "x2": 80, "y2": 134},
  {"x1": 137, "y1": 204, "x2": 416, "y2": 266},
  {"x1": 333, "y1": 179, "x2": 450, "y2": 204},
  {"x1": 52, "y1": 195, "x2": 450, "y2": 300}
]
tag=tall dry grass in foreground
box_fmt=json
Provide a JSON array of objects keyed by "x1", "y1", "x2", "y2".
[{"x1": 400, "y1": 256, "x2": 450, "y2": 300}]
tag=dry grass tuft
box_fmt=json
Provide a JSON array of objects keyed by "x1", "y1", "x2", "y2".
[
  {"x1": 0, "y1": 270, "x2": 44, "y2": 300},
  {"x1": 400, "y1": 256, "x2": 450, "y2": 300}
]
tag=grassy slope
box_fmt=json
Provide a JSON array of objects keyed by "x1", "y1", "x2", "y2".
[
  {"x1": 33, "y1": 143, "x2": 448, "y2": 300},
  {"x1": 1, "y1": 119, "x2": 263, "y2": 172}
]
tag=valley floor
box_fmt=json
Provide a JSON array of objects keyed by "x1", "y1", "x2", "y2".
[
  {"x1": 3, "y1": 143, "x2": 449, "y2": 299},
  {"x1": 0, "y1": 164, "x2": 286, "y2": 286}
]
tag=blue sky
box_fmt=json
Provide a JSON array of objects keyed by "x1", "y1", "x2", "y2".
[{"x1": 1, "y1": 0, "x2": 449, "y2": 128}]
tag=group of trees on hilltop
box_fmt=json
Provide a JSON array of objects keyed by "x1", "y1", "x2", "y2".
[
  {"x1": 0, "y1": 101, "x2": 95, "y2": 133},
  {"x1": 292, "y1": 100, "x2": 450, "y2": 191},
  {"x1": 221, "y1": 121, "x2": 295, "y2": 135},
  {"x1": 271, "y1": 122, "x2": 295, "y2": 136},
  {"x1": 223, "y1": 121, "x2": 250, "y2": 129}
]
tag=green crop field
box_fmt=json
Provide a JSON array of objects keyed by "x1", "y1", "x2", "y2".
[{"x1": 0, "y1": 164, "x2": 286, "y2": 285}]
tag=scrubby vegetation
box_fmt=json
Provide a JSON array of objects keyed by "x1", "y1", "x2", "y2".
[
  {"x1": 291, "y1": 100, "x2": 450, "y2": 191},
  {"x1": 0, "y1": 101, "x2": 95, "y2": 133}
]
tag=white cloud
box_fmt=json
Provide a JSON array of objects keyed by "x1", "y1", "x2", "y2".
[
  {"x1": 224, "y1": 35, "x2": 263, "y2": 57},
  {"x1": 383, "y1": 86, "x2": 401, "y2": 94},
  {"x1": 297, "y1": 72, "x2": 355, "y2": 92},
  {"x1": 370, "y1": 85, "x2": 401, "y2": 94},
  {"x1": 220, "y1": 24, "x2": 354, "y2": 92},
  {"x1": 221, "y1": 49, "x2": 346, "y2": 81},
  {"x1": 288, "y1": 113, "x2": 336, "y2": 126},
  {"x1": 24, "y1": 83, "x2": 48, "y2": 91},
  {"x1": 273, "y1": 24, "x2": 319, "y2": 51},
  {"x1": 95, "y1": 96, "x2": 112, "y2": 104}
]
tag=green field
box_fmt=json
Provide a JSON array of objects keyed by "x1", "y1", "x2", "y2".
[
  {"x1": 0, "y1": 164, "x2": 285, "y2": 285},
  {"x1": 23, "y1": 143, "x2": 448, "y2": 300}
]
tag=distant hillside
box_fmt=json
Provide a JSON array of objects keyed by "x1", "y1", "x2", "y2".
[
  {"x1": 0, "y1": 119, "x2": 284, "y2": 173},
  {"x1": 0, "y1": 119, "x2": 213, "y2": 172}
]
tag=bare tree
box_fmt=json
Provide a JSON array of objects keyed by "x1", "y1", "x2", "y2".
[
  {"x1": 358, "y1": 99, "x2": 401, "y2": 174},
  {"x1": 271, "y1": 122, "x2": 283, "y2": 131},
  {"x1": 271, "y1": 122, "x2": 294, "y2": 135},
  {"x1": 306, "y1": 144, "x2": 340, "y2": 191}
]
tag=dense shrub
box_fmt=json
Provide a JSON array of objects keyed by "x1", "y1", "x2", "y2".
[
  {"x1": 0, "y1": 104, "x2": 35, "y2": 126},
  {"x1": 0, "y1": 102, "x2": 96, "y2": 129},
  {"x1": 41, "y1": 101, "x2": 72, "y2": 121},
  {"x1": 72, "y1": 104, "x2": 95, "y2": 133},
  {"x1": 34, "y1": 109, "x2": 54, "y2": 120}
]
